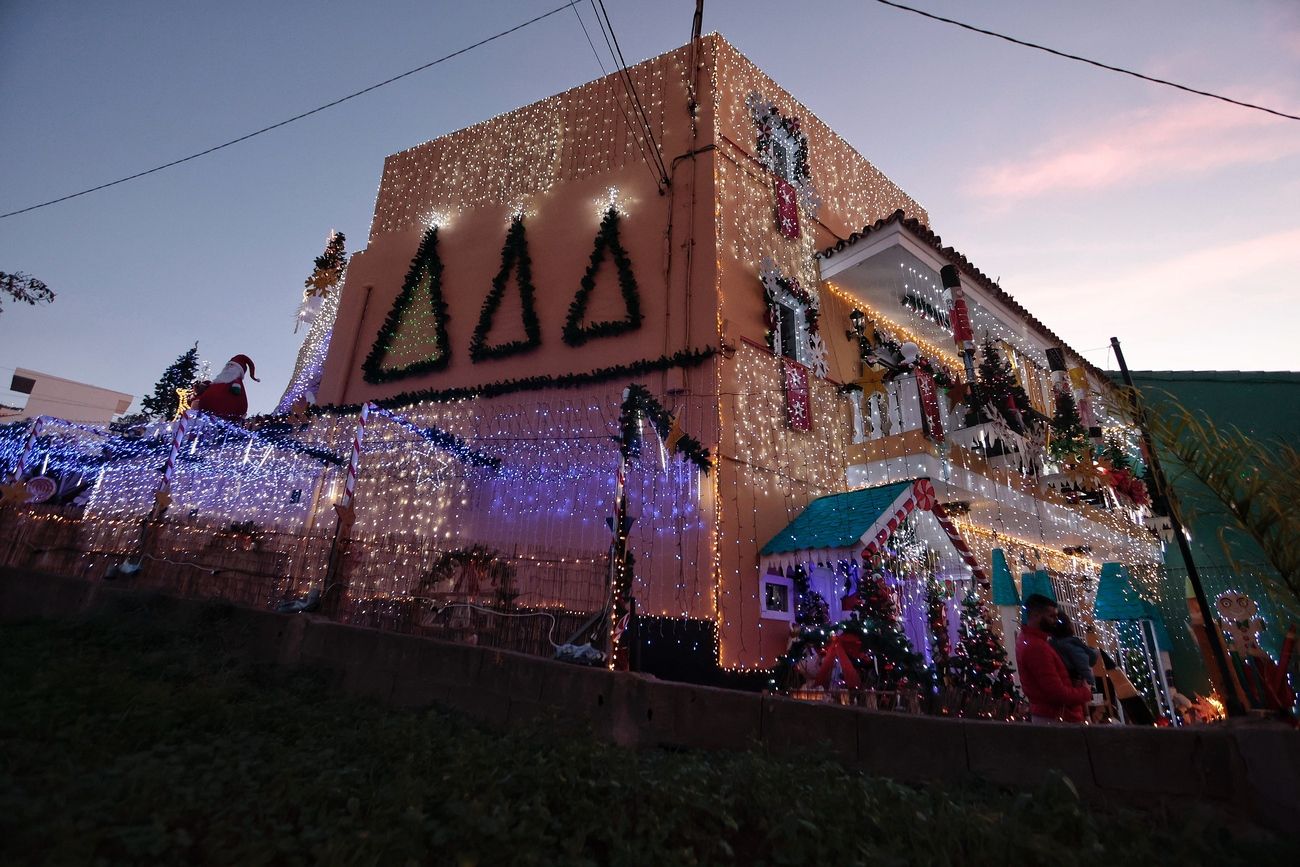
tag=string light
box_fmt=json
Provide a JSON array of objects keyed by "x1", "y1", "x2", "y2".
[{"x1": 2, "y1": 37, "x2": 1171, "y2": 693}]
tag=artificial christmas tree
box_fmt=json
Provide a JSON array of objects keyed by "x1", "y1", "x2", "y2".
[
  {"x1": 1102, "y1": 433, "x2": 1130, "y2": 471},
  {"x1": 925, "y1": 577, "x2": 952, "y2": 678},
  {"x1": 847, "y1": 570, "x2": 931, "y2": 690},
  {"x1": 976, "y1": 337, "x2": 1032, "y2": 432},
  {"x1": 304, "y1": 231, "x2": 347, "y2": 295},
  {"x1": 950, "y1": 591, "x2": 1018, "y2": 702},
  {"x1": 140, "y1": 342, "x2": 200, "y2": 420},
  {"x1": 1100, "y1": 432, "x2": 1151, "y2": 507},
  {"x1": 1048, "y1": 390, "x2": 1090, "y2": 464},
  {"x1": 279, "y1": 231, "x2": 350, "y2": 411}
]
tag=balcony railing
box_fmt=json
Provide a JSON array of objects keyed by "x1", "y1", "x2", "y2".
[{"x1": 847, "y1": 373, "x2": 1150, "y2": 530}]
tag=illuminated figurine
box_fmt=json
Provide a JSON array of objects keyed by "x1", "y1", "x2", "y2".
[
  {"x1": 1216, "y1": 590, "x2": 1266, "y2": 657},
  {"x1": 192, "y1": 354, "x2": 259, "y2": 420}
]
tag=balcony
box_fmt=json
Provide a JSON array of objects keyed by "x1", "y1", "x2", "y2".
[{"x1": 844, "y1": 372, "x2": 1154, "y2": 551}]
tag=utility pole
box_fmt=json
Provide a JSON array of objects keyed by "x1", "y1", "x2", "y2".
[
  {"x1": 1110, "y1": 336, "x2": 1244, "y2": 717},
  {"x1": 691, "y1": 0, "x2": 704, "y2": 42}
]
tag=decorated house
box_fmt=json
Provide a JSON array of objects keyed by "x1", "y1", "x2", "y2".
[
  {"x1": 1, "y1": 35, "x2": 1172, "y2": 707},
  {"x1": 295, "y1": 35, "x2": 1163, "y2": 674}
]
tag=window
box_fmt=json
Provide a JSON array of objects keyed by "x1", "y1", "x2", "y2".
[
  {"x1": 761, "y1": 259, "x2": 816, "y2": 366},
  {"x1": 769, "y1": 134, "x2": 794, "y2": 183},
  {"x1": 776, "y1": 300, "x2": 801, "y2": 361},
  {"x1": 759, "y1": 573, "x2": 795, "y2": 621}
]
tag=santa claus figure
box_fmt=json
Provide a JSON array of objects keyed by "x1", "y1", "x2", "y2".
[{"x1": 192, "y1": 354, "x2": 259, "y2": 420}]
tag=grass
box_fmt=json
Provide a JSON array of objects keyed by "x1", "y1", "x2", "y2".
[{"x1": 0, "y1": 612, "x2": 1288, "y2": 866}]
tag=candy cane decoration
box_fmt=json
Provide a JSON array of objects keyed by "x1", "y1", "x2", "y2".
[
  {"x1": 857, "y1": 478, "x2": 989, "y2": 583},
  {"x1": 10, "y1": 415, "x2": 49, "y2": 481},
  {"x1": 930, "y1": 503, "x2": 989, "y2": 584},
  {"x1": 342, "y1": 402, "x2": 373, "y2": 509},
  {"x1": 160, "y1": 409, "x2": 198, "y2": 497}
]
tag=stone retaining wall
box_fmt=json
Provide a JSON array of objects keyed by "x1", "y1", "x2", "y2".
[{"x1": 2, "y1": 567, "x2": 1296, "y2": 833}]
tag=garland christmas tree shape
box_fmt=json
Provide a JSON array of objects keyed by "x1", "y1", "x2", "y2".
[
  {"x1": 361, "y1": 226, "x2": 450, "y2": 384},
  {"x1": 470, "y1": 216, "x2": 542, "y2": 362},
  {"x1": 312, "y1": 347, "x2": 715, "y2": 414},
  {"x1": 562, "y1": 207, "x2": 643, "y2": 346},
  {"x1": 619, "y1": 383, "x2": 712, "y2": 472}
]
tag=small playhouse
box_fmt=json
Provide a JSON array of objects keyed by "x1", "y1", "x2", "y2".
[
  {"x1": 757, "y1": 477, "x2": 1179, "y2": 719},
  {"x1": 759, "y1": 480, "x2": 991, "y2": 671}
]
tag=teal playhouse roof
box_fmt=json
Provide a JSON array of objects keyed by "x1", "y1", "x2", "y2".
[{"x1": 760, "y1": 480, "x2": 914, "y2": 555}]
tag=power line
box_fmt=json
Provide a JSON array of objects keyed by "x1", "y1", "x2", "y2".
[
  {"x1": 0, "y1": 2, "x2": 580, "y2": 221},
  {"x1": 591, "y1": 0, "x2": 670, "y2": 184},
  {"x1": 598, "y1": 0, "x2": 670, "y2": 181},
  {"x1": 568, "y1": 3, "x2": 665, "y2": 188},
  {"x1": 872, "y1": 0, "x2": 1300, "y2": 122}
]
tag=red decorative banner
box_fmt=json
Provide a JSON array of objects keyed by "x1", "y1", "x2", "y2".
[
  {"x1": 915, "y1": 369, "x2": 945, "y2": 443},
  {"x1": 774, "y1": 177, "x2": 800, "y2": 239},
  {"x1": 783, "y1": 359, "x2": 811, "y2": 432}
]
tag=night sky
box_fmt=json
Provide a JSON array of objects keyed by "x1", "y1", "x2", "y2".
[{"x1": 2, "y1": 0, "x2": 1297, "y2": 416}]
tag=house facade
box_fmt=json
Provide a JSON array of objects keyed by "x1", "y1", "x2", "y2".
[{"x1": 301, "y1": 34, "x2": 1163, "y2": 673}]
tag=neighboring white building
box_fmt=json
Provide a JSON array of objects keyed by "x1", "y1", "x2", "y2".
[{"x1": 7, "y1": 368, "x2": 132, "y2": 425}]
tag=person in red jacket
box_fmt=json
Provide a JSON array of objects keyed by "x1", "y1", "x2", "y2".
[{"x1": 1016, "y1": 594, "x2": 1092, "y2": 723}]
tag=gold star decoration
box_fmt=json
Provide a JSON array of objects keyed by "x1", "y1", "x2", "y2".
[
  {"x1": 174, "y1": 387, "x2": 195, "y2": 418},
  {"x1": 0, "y1": 481, "x2": 31, "y2": 508},
  {"x1": 854, "y1": 366, "x2": 888, "y2": 399},
  {"x1": 286, "y1": 397, "x2": 312, "y2": 427}
]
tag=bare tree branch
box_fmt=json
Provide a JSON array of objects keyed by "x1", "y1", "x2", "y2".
[{"x1": 0, "y1": 271, "x2": 55, "y2": 315}]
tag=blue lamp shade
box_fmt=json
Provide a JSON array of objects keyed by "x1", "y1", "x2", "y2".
[
  {"x1": 1094, "y1": 562, "x2": 1147, "y2": 621},
  {"x1": 1142, "y1": 600, "x2": 1174, "y2": 651},
  {"x1": 1020, "y1": 570, "x2": 1056, "y2": 603},
  {"x1": 990, "y1": 549, "x2": 1020, "y2": 607}
]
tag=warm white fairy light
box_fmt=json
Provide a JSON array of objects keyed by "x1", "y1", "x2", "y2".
[{"x1": 4, "y1": 36, "x2": 1172, "y2": 682}]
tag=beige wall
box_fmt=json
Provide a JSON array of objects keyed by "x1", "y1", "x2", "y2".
[
  {"x1": 710, "y1": 38, "x2": 926, "y2": 668},
  {"x1": 318, "y1": 39, "x2": 720, "y2": 411},
  {"x1": 312, "y1": 35, "x2": 930, "y2": 662},
  {"x1": 314, "y1": 40, "x2": 727, "y2": 622},
  {"x1": 9, "y1": 368, "x2": 132, "y2": 425}
]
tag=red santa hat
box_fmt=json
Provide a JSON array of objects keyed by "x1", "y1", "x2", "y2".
[{"x1": 229, "y1": 354, "x2": 259, "y2": 381}]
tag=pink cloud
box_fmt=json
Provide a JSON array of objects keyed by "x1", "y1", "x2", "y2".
[
  {"x1": 965, "y1": 98, "x2": 1300, "y2": 204},
  {"x1": 1015, "y1": 226, "x2": 1300, "y2": 371},
  {"x1": 1049, "y1": 226, "x2": 1300, "y2": 297}
]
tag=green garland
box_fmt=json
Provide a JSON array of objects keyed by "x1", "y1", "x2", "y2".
[
  {"x1": 619, "y1": 383, "x2": 712, "y2": 473},
  {"x1": 361, "y1": 227, "x2": 450, "y2": 385},
  {"x1": 562, "y1": 208, "x2": 643, "y2": 346},
  {"x1": 470, "y1": 216, "x2": 541, "y2": 362},
  {"x1": 312, "y1": 347, "x2": 716, "y2": 415}
]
